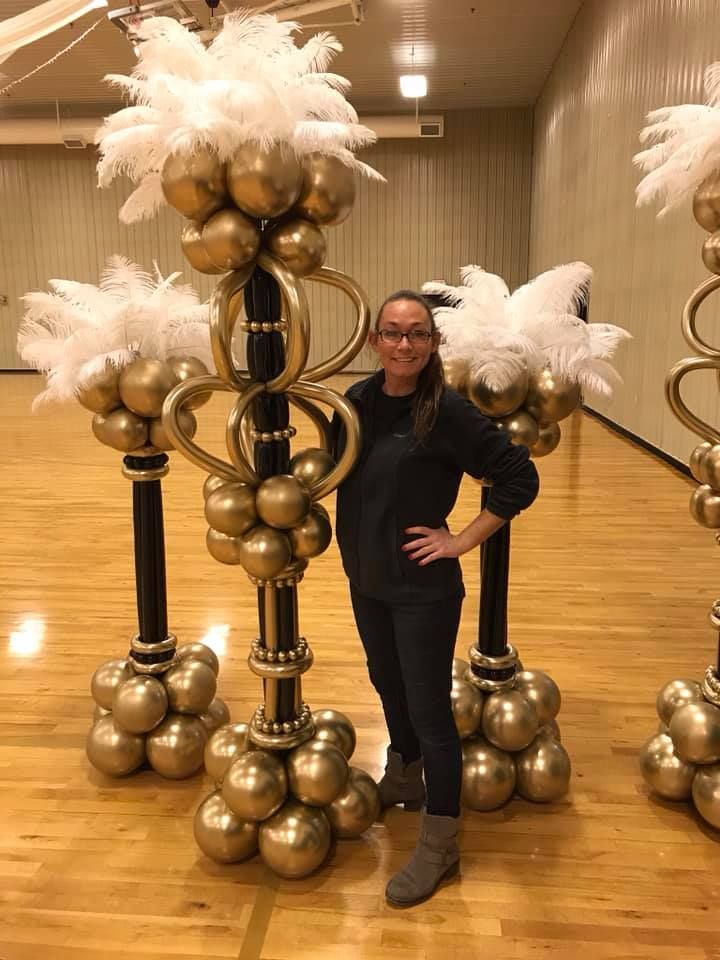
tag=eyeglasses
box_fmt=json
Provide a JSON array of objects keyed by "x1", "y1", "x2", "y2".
[{"x1": 376, "y1": 329, "x2": 433, "y2": 344}]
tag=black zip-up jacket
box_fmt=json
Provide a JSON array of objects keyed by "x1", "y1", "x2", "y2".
[{"x1": 332, "y1": 371, "x2": 540, "y2": 603}]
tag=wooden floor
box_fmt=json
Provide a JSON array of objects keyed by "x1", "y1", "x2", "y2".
[{"x1": 1, "y1": 371, "x2": 719, "y2": 960}]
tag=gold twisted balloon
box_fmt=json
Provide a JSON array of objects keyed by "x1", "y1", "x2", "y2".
[
  {"x1": 665, "y1": 357, "x2": 720, "y2": 445},
  {"x1": 681, "y1": 274, "x2": 720, "y2": 357}
]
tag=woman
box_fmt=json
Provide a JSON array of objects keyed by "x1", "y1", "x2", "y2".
[{"x1": 333, "y1": 290, "x2": 539, "y2": 908}]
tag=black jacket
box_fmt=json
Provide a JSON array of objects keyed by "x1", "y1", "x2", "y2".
[{"x1": 333, "y1": 371, "x2": 540, "y2": 603}]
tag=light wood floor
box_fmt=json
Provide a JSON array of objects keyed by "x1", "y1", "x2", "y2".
[{"x1": 1, "y1": 371, "x2": 719, "y2": 960}]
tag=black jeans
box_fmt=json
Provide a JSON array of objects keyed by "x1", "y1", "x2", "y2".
[{"x1": 350, "y1": 585, "x2": 463, "y2": 818}]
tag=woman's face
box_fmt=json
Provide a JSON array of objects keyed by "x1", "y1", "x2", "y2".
[{"x1": 369, "y1": 299, "x2": 439, "y2": 383}]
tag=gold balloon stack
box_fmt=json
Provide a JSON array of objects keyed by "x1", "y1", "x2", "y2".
[
  {"x1": 85, "y1": 354, "x2": 232, "y2": 779},
  {"x1": 162, "y1": 143, "x2": 382, "y2": 876},
  {"x1": 639, "y1": 171, "x2": 720, "y2": 831}
]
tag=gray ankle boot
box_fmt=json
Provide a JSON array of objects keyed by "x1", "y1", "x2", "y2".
[
  {"x1": 385, "y1": 810, "x2": 460, "y2": 907},
  {"x1": 377, "y1": 748, "x2": 425, "y2": 810}
]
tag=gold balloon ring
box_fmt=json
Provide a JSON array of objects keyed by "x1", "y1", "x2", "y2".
[
  {"x1": 289, "y1": 382, "x2": 360, "y2": 499},
  {"x1": 303, "y1": 267, "x2": 371, "y2": 383},
  {"x1": 225, "y1": 382, "x2": 266, "y2": 485},
  {"x1": 288, "y1": 394, "x2": 333, "y2": 450},
  {"x1": 681, "y1": 274, "x2": 720, "y2": 357},
  {"x1": 666, "y1": 356, "x2": 720, "y2": 444}
]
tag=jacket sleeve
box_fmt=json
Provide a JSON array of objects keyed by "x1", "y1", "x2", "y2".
[{"x1": 444, "y1": 394, "x2": 540, "y2": 520}]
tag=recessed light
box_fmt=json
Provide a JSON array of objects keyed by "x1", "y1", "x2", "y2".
[{"x1": 400, "y1": 75, "x2": 427, "y2": 98}]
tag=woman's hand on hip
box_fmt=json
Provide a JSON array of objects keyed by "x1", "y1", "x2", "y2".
[{"x1": 402, "y1": 526, "x2": 460, "y2": 565}]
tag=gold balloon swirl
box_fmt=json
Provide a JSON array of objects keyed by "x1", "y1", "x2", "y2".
[
  {"x1": 302, "y1": 267, "x2": 371, "y2": 382},
  {"x1": 665, "y1": 356, "x2": 720, "y2": 445},
  {"x1": 681, "y1": 274, "x2": 720, "y2": 357}
]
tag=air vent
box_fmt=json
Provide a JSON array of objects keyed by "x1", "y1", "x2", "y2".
[
  {"x1": 420, "y1": 120, "x2": 443, "y2": 138},
  {"x1": 63, "y1": 136, "x2": 87, "y2": 149}
]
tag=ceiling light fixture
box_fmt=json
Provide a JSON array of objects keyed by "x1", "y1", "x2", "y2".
[{"x1": 400, "y1": 74, "x2": 427, "y2": 99}]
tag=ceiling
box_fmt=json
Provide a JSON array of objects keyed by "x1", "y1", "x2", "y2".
[{"x1": 0, "y1": 0, "x2": 583, "y2": 118}]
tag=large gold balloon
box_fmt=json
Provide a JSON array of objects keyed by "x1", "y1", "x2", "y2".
[
  {"x1": 181, "y1": 220, "x2": 225, "y2": 275},
  {"x1": 294, "y1": 153, "x2": 355, "y2": 226},
  {"x1": 86, "y1": 715, "x2": 146, "y2": 777},
  {"x1": 264, "y1": 218, "x2": 326, "y2": 277},
  {"x1": 118, "y1": 359, "x2": 179, "y2": 419},
  {"x1": 203, "y1": 474, "x2": 229, "y2": 500},
  {"x1": 146, "y1": 713, "x2": 208, "y2": 779},
  {"x1": 702, "y1": 231, "x2": 720, "y2": 275},
  {"x1": 469, "y1": 369, "x2": 528, "y2": 418},
  {"x1": 194, "y1": 790, "x2": 259, "y2": 864},
  {"x1": 669, "y1": 701, "x2": 720, "y2": 764},
  {"x1": 203, "y1": 208, "x2": 261, "y2": 272},
  {"x1": 91, "y1": 658, "x2": 135, "y2": 710},
  {"x1": 515, "y1": 736, "x2": 571, "y2": 802},
  {"x1": 200, "y1": 697, "x2": 231, "y2": 734},
  {"x1": 258, "y1": 799, "x2": 331, "y2": 879},
  {"x1": 325, "y1": 766, "x2": 381, "y2": 838},
  {"x1": 149, "y1": 407, "x2": 197, "y2": 451},
  {"x1": 692, "y1": 763, "x2": 720, "y2": 828},
  {"x1": 690, "y1": 441, "x2": 713, "y2": 483},
  {"x1": 161, "y1": 148, "x2": 228, "y2": 221},
  {"x1": 461, "y1": 737, "x2": 516, "y2": 811},
  {"x1": 206, "y1": 527, "x2": 245, "y2": 565},
  {"x1": 312, "y1": 709, "x2": 357, "y2": 759},
  {"x1": 176, "y1": 641, "x2": 220, "y2": 676},
  {"x1": 205, "y1": 482, "x2": 258, "y2": 537},
  {"x1": 239, "y1": 525, "x2": 292, "y2": 579},
  {"x1": 289, "y1": 448, "x2": 336, "y2": 488},
  {"x1": 513, "y1": 670, "x2": 561, "y2": 725},
  {"x1": 287, "y1": 739, "x2": 349, "y2": 807},
  {"x1": 289, "y1": 508, "x2": 332, "y2": 559},
  {"x1": 530, "y1": 421, "x2": 561, "y2": 458},
  {"x1": 92, "y1": 407, "x2": 148, "y2": 452},
  {"x1": 639, "y1": 732, "x2": 696, "y2": 801},
  {"x1": 222, "y1": 749, "x2": 288, "y2": 821},
  {"x1": 452, "y1": 657, "x2": 470, "y2": 681},
  {"x1": 167, "y1": 356, "x2": 212, "y2": 410},
  {"x1": 204, "y1": 722, "x2": 252, "y2": 784},
  {"x1": 690, "y1": 485, "x2": 720, "y2": 528},
  {"x1": 76, "y1": 364, "x2": 122, "y2": 414},
  {"x1": 112, "y1": 675, "x2": 168, "y2": 734},
  {"x1": 451, "y1": 678, "x2": 484, "y2": 739},
  {"x1": 525, "y1": 369, "x2": 581, "y2": 423},
  {"x1": 536, "y1": 718, "x2": 562, "y2": 741},
  {"x1": 496, "y1": 410, "x2": 539, "y2": 448},
  {"x1": 482, "y1": 689, "x2": 539, "y2": 752},
  {"x1": 656, "y1": 678, "x2": 704, "y2": 725},
  {"x1": 227, "y1": 143, "x2": 303, "y2": 219},
  {"x1": 162, "y1": 659, "x2": 217, "y2": 715},
  {"x1": 256, "y1": 474, "x2": 311, "y2": 529},
  {"x1": 696, "y1": 443, "x2": 720, "y2": 489},
  {"x1": 693, "y1": 172, "x2": 720, "y2": 231},
  {"x1": 442, "y1": 357, "x2": 470, "y2": 397}
]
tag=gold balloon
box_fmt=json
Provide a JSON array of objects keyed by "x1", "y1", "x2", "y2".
[
  {"x1": 325, "y1": 766, "x2": 381, "y2": 838},
  {"x1": 258, "y1": 799, "x2": 331, "y2": 878},
  {"x1": 162, "y1": 659, "x2": 217, "y2": 715},
  {"x1": 656, "y1": 678, "x2": 704, "y2": 725},
  {"x1": 194, "y1": 790, "x2": 259, "y2": 864},
  {"x1": 256, "y1": 474, "x2": 311, "y2": 529},
  {"x1": 167, "y1": 356, "x2": 212, "y2": 410},
  {"x1": 92, "y1": 407, "x2": 148, "y2": 452},
  {"x1": 692, "y1": 763, "x2": 720, "y2": 828},
  {"x1": 452, "y1": 657, "x2": 470, "y2": 681},
  {"x1": 312, "y1": 709, "x2": 357, "y2": 759},
  {"x1": 91, "y1": 658, "x2": 135, "y2": 710},
  {"x1": 693, "y1": 172, "x2": 720, "y2": 231},
  {"x1": 702, "y1": 231, "x2": 720, "y2": 275},
  {"x1": 289, "y1": 448, "x2": 336, "y2": 487},
  {"x1": 93, "y1": 704, "x2": 110, "y2": 723},
  {"x1": 204, "y1": 722, "x2": 252, "y2": 784},
  {"x1": 203, "y1": 474, "x2": 229, "y2": 500},
  {"x1": 482, "y1": 689, "x2": 539, "y2": 752},
  {"x1": 513, "y1": 670, "x2": 561, "y2": 725},
  {"x1": 203, "y1": 208, "x2": 261, "y2": 271},
  {"x1": 294, "y1": 153, "x2": 355, "y2": 226},
  {"x1": 146, "y1": 713, "x2": 208, "y2": 779},
  {"x1": 537, "y1": 718, "x2": 562, "y2": 741},
  {"x1": 200, "y1": 697, "x2": 231, "y2": 734},
  {"x1": 227, "y1": 143, "x2": 303, "y2": 219},
  {"x1": 239, "y1": 525, "x2": 292, "y2": 579},
  {"x1": 181, "y1": 220, "x2": 225, "y2": 275},
  {"x1": 461, "y1": 737, "x2": 516, "y2": 811},
  {"x1": 205, "y1": 482, "x2": 258, "y2": 537},
  {"x1": 161, "y1": 148, "x2": 228, "y2": 220},
  {"x1": 690, "y1": 441, "x2": 713, "y2": 483},
  {"x1": 442, "y1": 357, "x2": 471, "y2": 397},
  {"x1": 222, "y1": 749, "x2": 288, "y2": 821},
  {"x1": 639, "y1": 732, "x2": 696, "y2": 801},
  {"x1": 669, "y1": 701, "x2": 720, "y2": 764},
  {"x1": 264, "y1": 218, "x2": 326, "y2": 277},
  {"x1": 76, "y1": 364, "x2": 122, "y2": 414},
  {"x1": 149, "y1": 407, "x2": 197, "y2": 451},
  {"x1": 690, "y1": 484, "x2": 720, "y2": 528},
  {"x1": 525, "y1": 369, "x2": 581, "y2": 423},
  {"x1": 287, "y1": 739, "x2": 349, "y2": 807},
  {"x1": 451, "y1": 678, "x2": 484, "y2": 739},
  {"x1": 289, "y1": 508, "x2": 332, "y2": 560},
  {"x1": 112, "y1": 675, "x2": 168, "y2": 734},
  {"x1": 206, "y1": 527, "x2": 245, "y2": 565},
  {"x1": 118, "y1": 359, "x2": 179, "y2": 419},
  {"x1": 469, "y1": 369, "x2": 528, "y2": 418},
  {"x1": 86, "y1": 715, "x2": 146, "y2": 777},
  {"x1": 697, "y1": 443, "x2": 720, "y2": 488},
  {"x1": 176, "y1": 641, "x2": 220, "y2": 676},
  {"x1": 530, "y1": 421, "x2": 561, "y2": 458},
  {"x1": 515, "y1": 737, "x2": 571, "y2": 802},
  {"x1": 496, "y1": 410, "x2": 539, "y2": 448}
]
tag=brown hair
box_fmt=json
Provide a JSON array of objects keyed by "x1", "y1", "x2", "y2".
[{"x1": 375, "y1": 289, "x2": 445, "y2": 444}]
